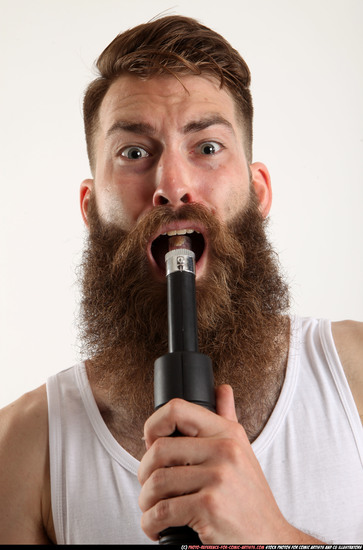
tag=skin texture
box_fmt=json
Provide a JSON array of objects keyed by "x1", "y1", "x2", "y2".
[
  {"x1": 0, "y1": 74, "x2": 362, "y2": 544},
  {"x1": 79, "y1": 75, "x2": 272, "y2": 255},
  {"x1": 138, "y1": 387, "x2": 298, "y2": 543}
]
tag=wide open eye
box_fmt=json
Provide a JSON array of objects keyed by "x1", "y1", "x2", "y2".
[
  {"x1": 197, "y1": 141, "x2": 223, "y2": 155},
  {"x1": 121, "y1": 146, "x2": 149, "y2": 160}
]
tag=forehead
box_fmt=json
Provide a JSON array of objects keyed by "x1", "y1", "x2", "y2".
[{"x1": 98, "y1": 73, "x2": 241, "y2": 134}]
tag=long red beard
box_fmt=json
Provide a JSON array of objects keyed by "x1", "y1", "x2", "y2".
[{"x1": 79, "y1": 192, "x2": 290, "y2": 439}]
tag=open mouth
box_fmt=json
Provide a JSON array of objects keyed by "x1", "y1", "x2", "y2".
[{"x1": 150, "y1": 228, "x2": 206, "y2": 272}]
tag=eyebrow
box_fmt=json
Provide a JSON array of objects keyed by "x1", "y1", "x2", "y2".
[
  {"x1": 182, "y1": 115, "x2": 234, "y2": 135},
  {"x1": 106, "y1": 120, "x2": 156, "y2": 139},
  {"x1": 105, "y1": 114, "x2": 235, "y2": 140}
]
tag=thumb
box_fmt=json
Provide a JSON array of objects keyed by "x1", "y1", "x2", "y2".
[{"x1": 215, "y1": 384, "x2": 238, "y2": 422}]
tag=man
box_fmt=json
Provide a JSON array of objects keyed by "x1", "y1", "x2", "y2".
[{"x1": 0, "y1": 15, "x2": 362, "y2": 544}]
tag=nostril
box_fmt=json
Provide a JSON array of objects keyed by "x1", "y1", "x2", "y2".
[
  {"x1": 153, "y1": 191, "x2": 191, "y2": 207},
  {"x1": 180, "y1": 194, "x2": 190, "y2": 204},
  {"x1": 155, "y1": 195, "x2": 169, "y2": 206}
]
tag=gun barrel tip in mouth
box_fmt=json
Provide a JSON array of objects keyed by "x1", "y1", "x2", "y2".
[{"x1": 168, "y1": 235, "x2": 192, "y2": 252}]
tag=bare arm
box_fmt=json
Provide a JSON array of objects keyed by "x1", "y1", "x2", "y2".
[
  {"x1": 332, "y1": 320, "x2": 363, "y2": 424},
  {"x1": 0, "y1": 385, "x2": 55, "y2": 544}
]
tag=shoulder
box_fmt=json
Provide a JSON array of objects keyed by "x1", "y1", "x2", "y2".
[
  {"x1": 0, "y1": 385, "x2": 49, "y2": 456},
  {"x1": 331, "y1": 320, "x2": 363, "y2": 366},
  {"x1": 331, "y1": 320, "x2": 363, "y2": 424},
  {"x1": 0, "y1": 385, "x2": 54, "y2": 543},
  {"x1": 0, "y1": 383, "x2": 48, "y2": 430}
]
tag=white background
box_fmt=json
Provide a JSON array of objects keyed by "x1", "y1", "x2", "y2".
[{"x1": 1, "y1": 0, "x2": 362, "y2": 407}]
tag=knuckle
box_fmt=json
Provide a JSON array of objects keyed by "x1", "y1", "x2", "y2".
[
  {"x1": 138, "y1": 490, "x2": 147, "y2": 512},
  {"x1": 169, "y1": 397, "x2": 184, "y2": 407},
  {"x1": 152, "y1": 436, "x2": 168, "y2": 456},
  {"x1": 209, "y1": 463, "x2": 229, "y2": 486},
  {"x1": 140, "y1": 512, "x2": 157, "y2": 540},
  {"x1": 167, "y1": 398, "x2": 184, "y2": 416},
  {"x1": 137, "y1": 467, "x2": 144, "y2": 485},
  {"x1": 235, "y1": 421, "x2": 249, "y2": 441},
  {"x1": 199, "y1": 489, "x2": 219, "y2": 515},
  {"x1": 154, "y1": 498, "x2": 170, "y2": 522},
  {"x1": 140, "y1": 512, "x2": 147, "y2": 532},
  {"x1": 143, "y1": 414, "x2": 152, "y2": 433},
  {"x1": 228, "y1": 419, "x2": 247, "y2": 440},
  {"x1": 219, "y1": 437, "x2": 242, "y2": 462},
  {"x1": 149, "y1": 467, "x2": 167, "y2": 492}
]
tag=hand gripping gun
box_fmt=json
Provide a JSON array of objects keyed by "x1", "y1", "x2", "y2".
[{"x1": 154, "y1": 236, "x2": 216, "y2": 545}]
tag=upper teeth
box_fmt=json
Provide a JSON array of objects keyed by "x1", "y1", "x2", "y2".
[{"x1": 162, "y1": 229, "x2": 199, "y2": 236}]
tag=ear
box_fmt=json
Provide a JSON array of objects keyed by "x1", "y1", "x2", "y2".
[
  {"x1": 80, "y1": 178, "x2": 94, "y2": 227},
  {"x1": 250, "y1": 162, "x2": 272, "y2": 218}
]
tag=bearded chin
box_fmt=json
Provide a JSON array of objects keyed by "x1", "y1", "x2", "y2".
[{"x1": 78, "y1": 192, "x2": 290, "y2": 435}]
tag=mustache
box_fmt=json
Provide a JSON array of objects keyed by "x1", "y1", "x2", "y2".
[
  {"x1": 90, "y1": 200, "x2": 219, "y2": 236},
  {"x1": 88, "y1": 198, "x2": 242, "y2": 274}
]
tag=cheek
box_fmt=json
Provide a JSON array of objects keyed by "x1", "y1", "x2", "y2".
[
  {"x1": 206, "y1": 164, "x2": 250, "y2": 220},
  {"x1": 92, "y1": 182, "x2": 132, "y2": 228},
  {"x1": 98, "y1": 180, "x2": 159, "y2": 230},
  {"x1": 226, "y1": 187, "x2": 250, "y2": 218},
  {"x1": 94, "y1": 163, "x2": 153, "y2": 228}
]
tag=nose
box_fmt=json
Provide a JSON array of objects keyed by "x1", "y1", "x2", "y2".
[{"x1": 152, "y1": 151, "x2": 195, "y2": 207}]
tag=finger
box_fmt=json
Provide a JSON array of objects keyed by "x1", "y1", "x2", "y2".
[
  {"x1": 140, "y1": 492, "x2": 201, "y2": 542},
  {"x1": 215, "y1": 384, "x2": 238, "y2": 422},
  {"x1": 143, "y1": 398, "x2": 221, "y2": 449},
  {"x1": 139, "y1": 462, "x2": 205, "y2": 512},
  {"x1": 138, "y1": 435, "x2": 210, "y2": 485}
]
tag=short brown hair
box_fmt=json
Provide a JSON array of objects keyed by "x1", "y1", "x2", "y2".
[{"x1": 83, "y1": 15, "x2": 253, "y2": 171}]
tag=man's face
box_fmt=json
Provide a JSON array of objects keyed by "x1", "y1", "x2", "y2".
[
  {"x1": 79, "y1": 75, "x2": 288, "y2": 430},
  {"x1": 80, "y1": 74, "x2": 271, "y2": 280}
]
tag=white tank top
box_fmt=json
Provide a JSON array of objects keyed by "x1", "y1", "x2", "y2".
[{"x1": 47, "y1": 317, "x2": 363, "y2": 544}]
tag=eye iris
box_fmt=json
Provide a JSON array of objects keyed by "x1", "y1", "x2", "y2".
[
  {"x1": 202, "y1": 143, "x2": 215, "y2": 155},
  {"x1": 128, "y1": 147, "x2": 143, "y2": 159}
]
